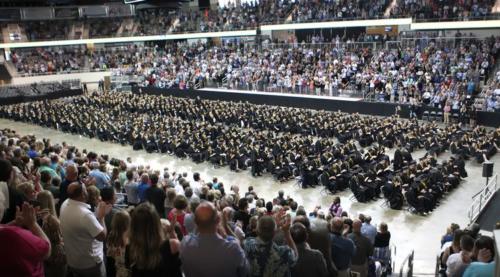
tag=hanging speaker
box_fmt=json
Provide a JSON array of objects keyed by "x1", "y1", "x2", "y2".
[{"x1": 482, "y1": 162, "x2": 493, "y2": 178}]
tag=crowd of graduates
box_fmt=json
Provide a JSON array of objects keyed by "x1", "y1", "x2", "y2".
[{"x1": 0, "y1": 91, "x2": 498, "y2": 214}]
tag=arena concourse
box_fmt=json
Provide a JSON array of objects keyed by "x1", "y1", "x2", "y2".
[{"x1": 0, "y1": 1, "x2": 499, "y2": 277}]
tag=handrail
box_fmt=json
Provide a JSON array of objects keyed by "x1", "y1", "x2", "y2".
[
  {"x1": 468, "y1": 174, "x2": 498, "y2": 223},
  {"x1": 399, "y1": 250, "x2": 414, "y2": 277},
  {"x1": 494, "y1": 230, "x2": 500, "y2": 277}
]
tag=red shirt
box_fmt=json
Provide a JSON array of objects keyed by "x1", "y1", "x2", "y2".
[
  {"x1": 167, "y1": 210, "x2": 187, "y2": 235},
  {"x1": 0, "y1": 225, "x2": 49, "y2": 277}
]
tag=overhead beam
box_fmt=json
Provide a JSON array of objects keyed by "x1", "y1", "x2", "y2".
[
  {"x1": 411, "y1": 19, "x2": 500, "y2": 30},
  {"x1": 0, "y1": 30, "x2": 257, "y2": 49},
  {"x1": 260, "y1": 18, "x2": 413, "y2": 31}
]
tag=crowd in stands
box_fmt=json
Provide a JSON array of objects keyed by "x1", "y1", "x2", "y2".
[
  {"x1": 11, "y1": 46, "x2": 87, "y2": 75},
  {"x1": 393, "y1": 0, "x2": 497, "y2": 20},
  {"x1": 474, "y1": 70, "x2": 500, "y2": 112},
  {"x1": 0, "y1": 127, "x2": 400, "y2": 277},
  {"x1": 10, "y1": 35, "x2": 499, "y2": 114},
  {"x1": 111, "y1": 35, "x2": 497, "y2": 115},
  {"x1": 290, "y1": 0, "x2": 390, "y2": 22},
  {"x1": 3, "y1": 1, "x2": 499, "y2": 42},
  {"x1": 438, "y1": 222, "x2": 497, "y2": 277},
  {"x1": 0, "y1": 91, "x2": 499, "y2": 215}
]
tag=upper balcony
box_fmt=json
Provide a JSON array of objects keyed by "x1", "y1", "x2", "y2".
[{"x1": 0, "y1": 0, "x2": 498, "y2": 46}]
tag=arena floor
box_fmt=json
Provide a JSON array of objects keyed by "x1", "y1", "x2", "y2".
[{"x1": 1, "y1": 117, "x2": 498, "y2": 275}]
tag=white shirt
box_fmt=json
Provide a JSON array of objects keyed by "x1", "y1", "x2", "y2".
[
  {"x1": 446, "y1": 251, "x2": 470, "y2": 277},
  {"x1": 60, "y1": 199, "x2": 104, "y2": 269},
  {"x1": 192, "y1": 180, "x2": 203, "y2": 196},
  {"x1": 0, "y1": 181, "x2": 8, "y2": 221},
  {"x1": 174, "y1": 183, "x2": 185, "y2": 195}
]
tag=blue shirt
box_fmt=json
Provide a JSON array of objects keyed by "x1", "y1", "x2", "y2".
[
  {"x1": 27, "y1": 149, "x2": 38, "y2": 159},
  {"x1": 89, "y1": 169, "x2": 110, "y2": 190},
  {"x1": 124, "y1": 181, "x2": 139, "y2": 205},
  {"x1": 51, "y1": 162, "x2": 65, "y2": 180},
  {"x1": 181, "y1": 233, "x2": 248, "y2": 277},
  {"x1": 361, "y1": 223, "x2": 377, "y2": 244},
  {"x1": 330, "y1": 233, "x2": 356, "y2": 271},
  {"x1": 137, "y1": 182, "x2": 149, "y2": 203},
  {"x1": 463, "y1": 261, "x2": 495, "y2": 277}
]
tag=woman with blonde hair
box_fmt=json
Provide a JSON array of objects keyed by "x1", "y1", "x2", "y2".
[
  {"x1": 17, "y1": 181, "x2": 36, "y2": 202},
  {"x1": 107, "y1": 210, "x2": 131, "y2": 277},
  {"x1": 37, "y1": 190, "x2": 56, "y2": 217},
  {"x1": 37, "y1": 190, "x2": 66, "y2": 277},
  {"x1": 125, "y1": 203, "x2": 181, "y2": 277},
  {"x1": 86, "y1": 185, "x2": 100, "y2": 212}
]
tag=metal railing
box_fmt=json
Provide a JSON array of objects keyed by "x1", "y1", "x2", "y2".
[
  {"x1": 205, "y1": 80, "x2": 365, "y2": 98},
  {"x1": 399, "y1": 250, "x2": 414, "y2": 277},
  {"x1": 468, "y1": 174, "x2": 498, "y2": 223},
  {"x1": 495, "y1": 230, "x2": 500, "y2": 277}
]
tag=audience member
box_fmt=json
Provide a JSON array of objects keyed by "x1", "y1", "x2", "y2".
[
  {"x1": 330, "y1": 217, "x2": 356, "y2": 277},
  {"x1": 106, "y1": 210, "x2": 131, "y2": 277},
  {"x1": 181, "y1": 202, "x2": 249, "y2": 277},
  {"x1": 60, "y1": 182, "x2": 111, "y2": 277},
  {"x1": 145, "y1": 173, "x2": 166, "y2": 217},
  {"x1": 348, "y1": 219, "x2": 374, "y2": 277},
  {"x1": 290, "y1": 222, "x2": 328, "y2": 277},
  {"x1": 243, "y1": 213, "x2": 298, "y2": 277},
  {"x1": 125, "y1": 203, "x2": 182, "y2": 276},
  {"x1": 0, "y1": 201, "x2": 51, "y2": 277}
]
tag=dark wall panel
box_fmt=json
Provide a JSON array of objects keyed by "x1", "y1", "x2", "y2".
[{"x1": 132, "y1": 86, "x2": 500, "y2": 128}]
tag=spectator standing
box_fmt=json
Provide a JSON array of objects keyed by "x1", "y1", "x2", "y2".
[
  {"x1": 290, "y1": 222, "x2": 328, "y2": 277},
  {"x1": 348, "y1": 219, "x2": 374, "y2": 277},
  {"x1": 234, "y1": 197, "x2": 251, "y2": 232},
  {"x1": 181, "y1": 202, "x2": 249, "y2": 277},
  {"x1": 123, "y1": 170, "x2": 139, "y2": 206},
  {"x1": 243, "y1": 213, "x2": 298, "y2": 277},
  {"x1": 89, "y1": 162, "x2": 110, "y2": 189},
  {"x1": 106, "y1": 210, "x2": 130, "y2": 277},
  {"x1": 361, "y1": 215, "x2": 377, "y2": 244},
  {"x1": 330, "y1": 217, "x2": 356, "y2": 277},
  {"x1": 125, "y1": 203, "x2": 181, "y2": 277},
  {"x1": 101, "y1": 187, "x2": 121, "y2": 232},
  {"x1": 145, "y1": 173, "x2": 166, "y2": 217},
  {"x1": 137, "y1": 173, "x2": 150, "y2": 203},
  {"x1": 37, "y1": 190, "x2": 67, "y2": 277},
  {"x1": 59, "y1": 164, "x2": 78, "y2": 209},
  {"x1": 60, "y1": 182, "x2": 111, "y2": 277},
  {"x1": 0, "y1": 201, "x2": 51, "y2": 277},
  {"x1": 373, "y1": 222, "x2": 392, "y2": 268},
  {"x1": 167, "y1": 195, "x2": 189, "y2": 235},
  {"x1": 444, "y1": 101, "x2": 451, "y2": 124}
]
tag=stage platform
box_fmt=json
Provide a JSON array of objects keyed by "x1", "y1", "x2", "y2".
[{"x1": 198, "y1": 87, "x2": 364, "y2": 102}]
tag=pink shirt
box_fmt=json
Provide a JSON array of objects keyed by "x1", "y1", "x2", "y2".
[{"x1": 0, "y1": 225, "x2": 49, "y2": 277}]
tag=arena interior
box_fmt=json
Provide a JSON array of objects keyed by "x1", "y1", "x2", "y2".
[{"x1": 0, "y1": 0, "x2": 499, "y2": 277}]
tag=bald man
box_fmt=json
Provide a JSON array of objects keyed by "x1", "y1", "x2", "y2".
[
  {"x1": 60, "y1": 182, "x2": 111, "y2": 277},
  {"x1": 347, "y1": 219, "x2": 373, "y2": 277},
  {"x1": 330, "y1": 217, "x2": 356, "y2": 277},
  {"x1": 180, "y1": 202, "x2": 248, "y2": 277}
]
